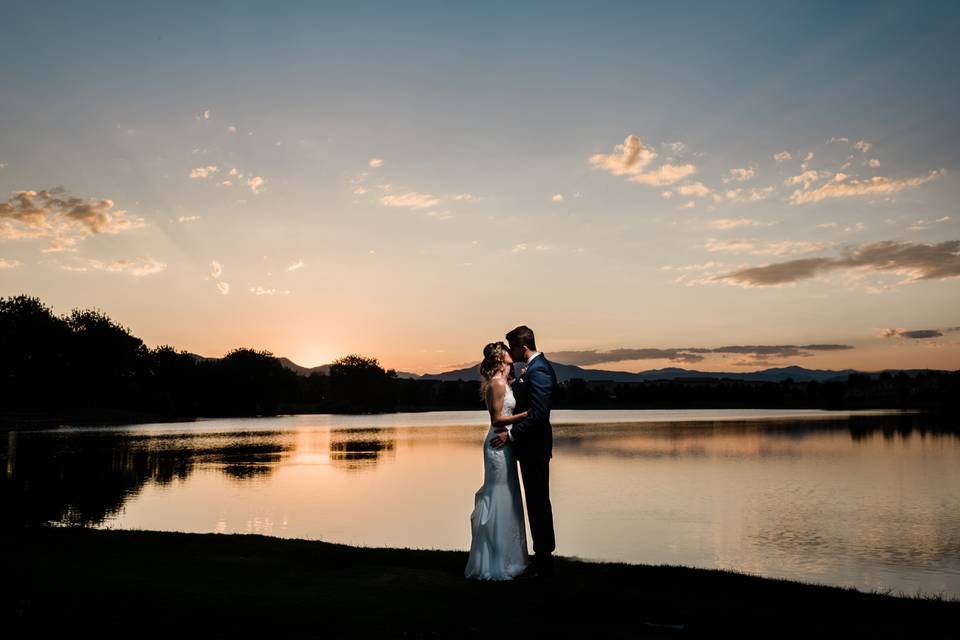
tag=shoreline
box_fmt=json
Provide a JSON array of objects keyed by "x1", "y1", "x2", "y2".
[
  {"x1": 0, "y1": 405, "x2": 937, "y2": 433},
  {"x1": 6, "y1": 524, "x2": 959, "y2": 637}
]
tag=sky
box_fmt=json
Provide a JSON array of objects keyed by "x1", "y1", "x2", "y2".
[{"x1": 1, "y1": 1, "x2": 959, "y2": 374}]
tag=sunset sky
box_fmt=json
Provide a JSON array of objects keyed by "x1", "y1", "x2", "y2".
[{"x1": 1, "y1": 1, "x2": 958, "y2": 374}]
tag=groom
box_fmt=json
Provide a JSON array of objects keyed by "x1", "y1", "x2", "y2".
[{"x1": 489, "y1": 325, "x2": 558, "y2": 578}]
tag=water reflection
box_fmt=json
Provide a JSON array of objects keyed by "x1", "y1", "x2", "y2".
[
  {"x1": 329, "y1": 429, "x2": 397, "y2": 471},
  {"x1": 1, "y1": 409, "x2": 958, "y2": 599}
]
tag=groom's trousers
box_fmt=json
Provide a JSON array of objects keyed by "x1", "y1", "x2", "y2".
[{"x1": 519, "y1": 455, "x2": 556, "y2": 556}]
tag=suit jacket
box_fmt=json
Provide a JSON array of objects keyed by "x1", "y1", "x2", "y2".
[{"x1": 508, "y1": 353, "x2": 558, "y2": 461}]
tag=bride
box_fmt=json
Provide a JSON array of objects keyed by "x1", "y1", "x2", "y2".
[{"x1": 464, "y1": 341, "x2": 531, "y2": 580}]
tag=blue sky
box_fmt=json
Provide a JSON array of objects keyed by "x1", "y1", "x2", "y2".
[{"x1": 1, "y1": 1, "x2": 958, "y2": 372}]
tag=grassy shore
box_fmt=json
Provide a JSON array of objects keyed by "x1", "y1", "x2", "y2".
[{"x1": 5, "y1": 525, "x2": 959, "y2": 638}]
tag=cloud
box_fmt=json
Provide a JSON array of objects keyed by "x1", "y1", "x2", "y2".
[
  {"x1": 368, "y1": 158, "x2": 383, "y2": 168},
  {"x1": 287, "y1": 259, "x2": 304, "y2": 271},
  {"x1": 227, "y1": 125, "x2": 237, "y2": 133},
  {"x1": 784, "y1": 170, "x2": 829, "y2": 189},
  {"x1": 704, "y1": 238, "x2": 828, "y2": 256},
  {"x1": 788, "y1": 169, "x2": 945, "y2": 204},
  {"x1": 177, "y1": 215, "x2": 200, "y2": 223},
  {"x1": 906, "y1": 216, "x2": 950, "y2": 231},
  {"x1": 550, "y1": 343, "x2": 853, "y2": 366},
  {"x1": 589, "y1": 135, "x2": 696, "y2": 186},
  {"x1": 190, "y1": 165, "x2": 219, "y2": 179},
  {"x1": 249, "y1": 286, "x2": 277, "y2": 295},
  {"x1": 723, "y1": 167, "x2": 755, "y2": 183},
  {"x1": 86, "y1": 256, "x2": 166, "y2": 276},
  {"x1": 630, "y1": 163, "x2": 697, "y2": 186},
  {"x1": 209, "y1": 260, "x2": 230, "y2": 294},
  {"x1": 853, "y1": 140, "x2": 871, "y2": 153},
  {"x1": 677, "y1": 182, "x2": 712, "y2": 198},
  {"x1": 868, "y1": 159, "x2": 880, "y2": 168},
  {"x1": 707, "y1": 218, "x2": 776, "y2": 230},
  {"x1": 0, "y1": 257, "x2": 22, "y2": 269},
  {"x1": 551, "y1": 193, "x2": 564, "y2": 202},
  {"x1": 198, "y1": 109, "x2": 210, "y2": 121},
  {"x1": 773, "y1": 151, "x2": 792, "y2": 162},
  {"x1": 246, "y1": 176, "x2": 265, "y2": 194},
  {"x1": 588, "y1": 135, "x2": 658, "y2": 176},
  {"x1": 0, "y1": 187, "x2": 145, "y2": 252},
  {"x1": 828, "y1": 137, "x2": 850, "y2": 144},
  {"x1": 452, "y1": 193, "x2": 477, "y2": 202},
  {"x1": 882, "y1": 328, "x2": 942, "y2": 339},
  {"x1": 719, "y1": 186, "x2": 775, "y2": 202},
  {"x1": 510, "y1": 243, "x2": 528, "y2": 253},
  {"x1": 381, "y1": 191, "x2": 440, "y2": 209},
  {"x1": 707, "y1": 239, "x2": 960, "y2": 287}
]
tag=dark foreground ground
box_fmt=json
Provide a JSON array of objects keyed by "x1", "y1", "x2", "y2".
[{"x1": 4, "y1": 525, "x2": 959, "y2": 639}]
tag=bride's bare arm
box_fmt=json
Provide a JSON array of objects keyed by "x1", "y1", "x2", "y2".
[{"x1": 492, "y1": 411, "x2": 528, "y2": 427}]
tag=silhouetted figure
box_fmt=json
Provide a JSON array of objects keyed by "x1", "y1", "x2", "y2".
[{"x1": 490, "y1": 325, "x2": 558, "y2": 579}]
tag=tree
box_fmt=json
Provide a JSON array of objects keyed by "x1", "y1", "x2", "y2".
[
  {"x1": 0, "y1": 294, "x2": 72, "y2": 409},
  {"x1": 328, "y1": 354, "x2": 397, "y2": 413}
]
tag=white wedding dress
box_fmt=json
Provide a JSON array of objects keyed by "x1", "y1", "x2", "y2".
[{"x1": 464, "y1": 380, "x2": 530, "y2": 580}]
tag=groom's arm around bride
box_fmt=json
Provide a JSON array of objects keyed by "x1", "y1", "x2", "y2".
[{"x1": 499, "y1": 359, "x2": 553, "y2": 452}]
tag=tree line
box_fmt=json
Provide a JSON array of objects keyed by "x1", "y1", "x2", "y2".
[{"x1": 1, "y1": 294, "x2": 956, "y2": 422}]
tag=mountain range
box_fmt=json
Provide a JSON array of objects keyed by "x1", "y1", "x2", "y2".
[{"x1": 185, "y1": 353, "x2": 944, "y2": 383}]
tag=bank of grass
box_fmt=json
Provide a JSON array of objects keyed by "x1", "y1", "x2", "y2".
[{"x1": 5, "y1": 524, "x2": 959, "y2": 638}]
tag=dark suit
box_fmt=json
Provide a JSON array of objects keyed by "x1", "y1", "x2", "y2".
[{"x1": 508, "y1": 353, "x2": 557, "y2": 559}]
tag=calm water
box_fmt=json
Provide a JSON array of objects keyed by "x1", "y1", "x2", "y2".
[{"x1": 3, "y1": 408, "x2": 959, "y2": 600}]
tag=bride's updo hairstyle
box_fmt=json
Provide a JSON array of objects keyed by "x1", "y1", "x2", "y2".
[{"x1": 479, "y1": 341, "x2": 509, "y2": 398}]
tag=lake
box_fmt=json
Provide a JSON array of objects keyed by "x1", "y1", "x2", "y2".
[{"x1": 3, "y1": 408, "x2": 958, "y2": 600}]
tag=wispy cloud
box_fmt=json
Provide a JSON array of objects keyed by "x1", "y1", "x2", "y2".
[
  {"x1": 381, "y1": 191, "x2": 440, "y2": 209},
  {"x1": 368, "y1": 158, "x2": 383, "y2": 168},
  {"x1": 63, "y1": 256, "x2": 166, "y2": 276},
  {"x1": 788, "y1": 169, "x2": 945, "y2": 204},
  {"x1": 707, "y1": 218, "x2": 777, "y2": 230},
  {"x1": 249, "y1": 286, "x2": 290, "y2": 296},
  {"x1": 906, "y1": 216, "x2": 950, "y2": 231},
  {"x1": 589, "y1": 134, "x2": 696, "y2": 186},
  {"x1": 287, "y1": 259, "x2": 304, "y2": 271},
  {"x1": 190, "y1": 165, "x2": 219, "y2": 179},
  {"x1": 703, "y1": 238, "x2": 828, "y2": 256},
  {"x1": 246, "y1": 175, "x2": 265, "y2": 194},
  {"x1": 705, "y1": 239, "x2": 960, "y2": 287},
  {"x1": 0, "y1": 257, "x2": 22, "y2": 269},
  {"x1": 881, "y1": 327, "x2": 943, "y2": 339},
  {"x1": 677, "y1": 182, "x2": 712, "y2": 198},
  {"x1": 209, "y1": 260, "x2": 229, "y2": 294},
  {"x1": 0, "y1": 187, "x2": 144, "y2": 253},
  {"x1": 550, "y1": 342, "x2": 853, "y2": 366},
  {"x1": 723, "y1": 166, "x2": 755, "y2": 183}
]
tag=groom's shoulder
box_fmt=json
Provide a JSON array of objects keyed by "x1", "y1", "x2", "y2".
[{"x1": 536, "y1": 354, "x2": 557, "y2": 375}]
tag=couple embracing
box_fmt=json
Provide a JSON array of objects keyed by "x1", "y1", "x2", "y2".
[{"x1": 464, "y1": 325, "x2": 558, "y2": 581}]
